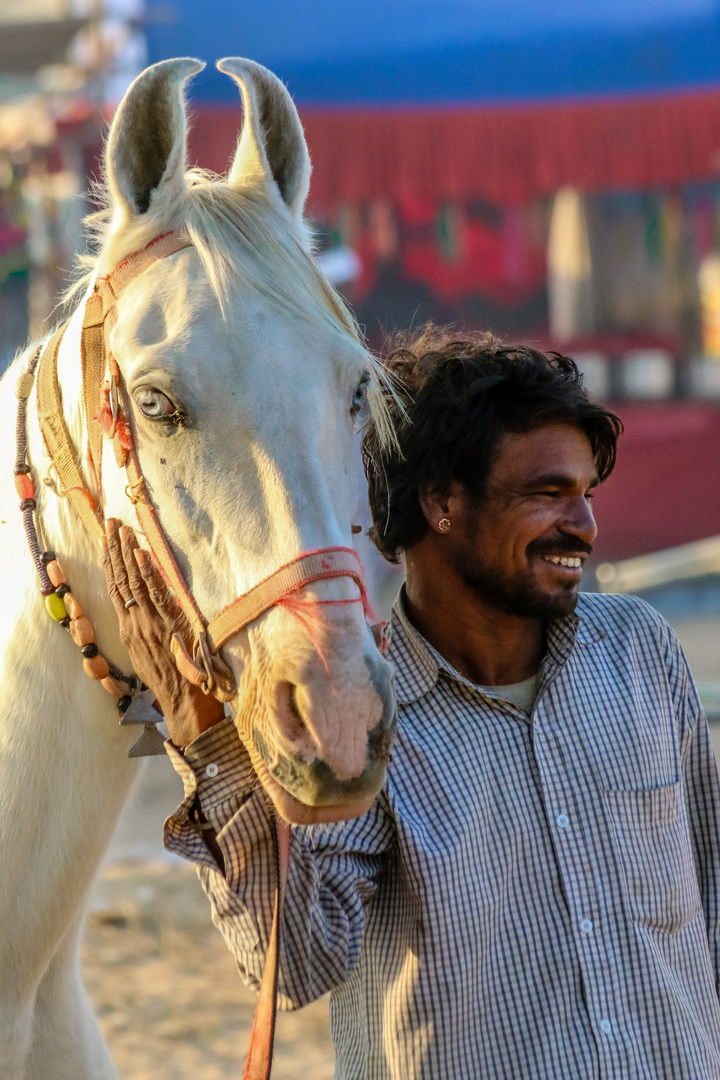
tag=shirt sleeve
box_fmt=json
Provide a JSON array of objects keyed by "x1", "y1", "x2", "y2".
[
  {"x1": 163, "y1": 717, "x2": 396, "y2": 1009},
  {"x1": 668, "y1": 632, "x2": 720, "y2": 994}
]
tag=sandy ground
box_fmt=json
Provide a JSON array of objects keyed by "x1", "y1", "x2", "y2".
[
  {"x1": 83, "y1": 612, "x2": 720, "y2": 1079},
  {"x1": 84, "y1": 855, "x2": 334, "y2": 1080}
]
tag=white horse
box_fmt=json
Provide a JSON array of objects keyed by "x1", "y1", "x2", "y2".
[{"x1": 0, "y1": 57, "x2": 395, "y2": 1079}]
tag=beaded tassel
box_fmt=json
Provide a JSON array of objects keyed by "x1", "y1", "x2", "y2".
[{"x1": 14, "y1": 349, "x2": 137, "y2": 714}]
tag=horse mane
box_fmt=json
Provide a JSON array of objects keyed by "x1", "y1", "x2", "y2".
[{"x1": 66, "y1": 167, "x2": 399, "y2": 449}]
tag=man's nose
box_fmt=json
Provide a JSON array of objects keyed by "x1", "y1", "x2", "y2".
[{"x1": 561, "y1": 496, "x2": 598, "y2": 546}]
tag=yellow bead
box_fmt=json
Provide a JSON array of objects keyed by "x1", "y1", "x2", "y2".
[{"x1": 45, "y1": 593, "x2": 68, "y2": 622}]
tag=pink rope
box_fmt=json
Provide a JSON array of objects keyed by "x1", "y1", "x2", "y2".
[
  {"x1": 277, "y1": 597, "x2": 333, "y2": 680},
  {"x1": 277, "y1": 580, "x2": 377, "y2": 689}
]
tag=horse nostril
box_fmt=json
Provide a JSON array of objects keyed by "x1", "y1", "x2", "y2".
[
  {"x1": 289, "y1": 683, "x2": 303, "y2": 723},
  {"x1": 278, "y1": 681, "x2": 309, "y2": 744}
]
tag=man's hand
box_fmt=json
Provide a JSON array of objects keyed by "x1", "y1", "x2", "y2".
[{"x1": 101, "y1": 518, "x2": 225, "y2": 747}]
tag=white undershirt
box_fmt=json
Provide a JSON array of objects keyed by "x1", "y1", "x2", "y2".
[{"x1": 477, "y1": 672, "x2": 539, "y2": 716}]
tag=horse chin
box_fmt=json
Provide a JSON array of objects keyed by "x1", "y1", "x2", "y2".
[
  {"x1": 254, "y1": 723, "x2": 391, "y2": 822},
  {"x1": 264, "y1": 772, "x2": 379, "y2": 826},
  {"x1": 245, "y1": 732, "x2": 384, "y2": 825}
]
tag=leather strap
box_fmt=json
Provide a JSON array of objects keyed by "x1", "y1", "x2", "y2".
[
  {"x1": 36, "y1": 323, "x2": 105, "y2": 543},
  {"x1": 123, "y1": 443, "x2": 207, "y2": 640},
  {"x1": 81, "y1": 293, "x2": 106, "y2": 498},
  {"x1": 242, "y1": 818, "x2": 291, "y2": 1080},
  {"x1": 92, "y1": 232, "x2": 193, "y2": 321},
  {"x1": 207, "y1": 548, "x2": 365, "y2": 652}
]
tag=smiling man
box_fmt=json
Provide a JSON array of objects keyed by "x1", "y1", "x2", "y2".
[{"x1": 108, "y1": 328, "x2": 720, "y2": 1080}]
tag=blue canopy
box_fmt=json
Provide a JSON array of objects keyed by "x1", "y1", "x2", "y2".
[{"x1": 145, "y1": 0, "x2": 720, "y2": 105}]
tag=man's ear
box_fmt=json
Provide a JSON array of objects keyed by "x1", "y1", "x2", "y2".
[
  {"x1": 418, "y1": 484, "x2": 452, "y2": 532},
  {"x1": 420, "y1": 480, "x2": 472, "y2": 534},
  {"x1": 105, "y1": 57, "x2": 204, "y2": 225}
]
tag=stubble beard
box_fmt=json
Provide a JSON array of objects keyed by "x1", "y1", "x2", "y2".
[{"x1": 451, "y1": 545, "x2": 580, "y2": 621}]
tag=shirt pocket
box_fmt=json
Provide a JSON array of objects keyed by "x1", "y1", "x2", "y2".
[{"x1": 604, "y1": 781, "x2": 702, "y2": 934}]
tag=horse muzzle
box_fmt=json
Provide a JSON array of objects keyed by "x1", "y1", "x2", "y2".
[{"x1": 237, "y1": 645, "x2": 397, "y2": 825}]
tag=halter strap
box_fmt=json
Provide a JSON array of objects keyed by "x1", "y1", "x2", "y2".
[
  {"x1": 81, "y1": 232, "x2": 194, "y2": 500},
  {"x1": 37, "y1": 231, "x2": 369, "y2": 706},
  {"x1": 207, "y1": 547, "x2": 365, "y2": 651},
  {"x1": 36, "y1": 322, "x2": 105, "y2": 542}
]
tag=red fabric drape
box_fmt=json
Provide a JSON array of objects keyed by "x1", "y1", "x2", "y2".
[
  {"x1": 188, "y1": 88, "x2": 720, "y2": 206},
  {"x1": 590, "y1": 404, "x2": 720, "y2": 562}
]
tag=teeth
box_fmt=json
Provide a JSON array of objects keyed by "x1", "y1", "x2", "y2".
[{"x1": 542, "y1": 555, "x2": 582, "y2": 568}]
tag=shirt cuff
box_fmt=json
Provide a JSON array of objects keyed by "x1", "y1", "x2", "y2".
[{"x1": 163, "y1": 716, "x2": 256, "y2": 868}]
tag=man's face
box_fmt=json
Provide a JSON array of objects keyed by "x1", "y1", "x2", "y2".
[{"x1": 449, "y1": 422, "x2": 599, "y2": 620}]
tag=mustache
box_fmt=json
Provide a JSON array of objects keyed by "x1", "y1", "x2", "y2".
[{"x1": 527, "y1": 538, "x2": 593, "y2": 558}]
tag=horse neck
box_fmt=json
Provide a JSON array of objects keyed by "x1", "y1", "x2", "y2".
[{"x1": 0, "y1": 310, "x2": 140, "y2": 972}]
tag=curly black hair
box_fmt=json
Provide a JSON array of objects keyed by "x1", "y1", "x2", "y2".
[{"x1": 361, "y1": 326, "x2": 623, "y2": 564}]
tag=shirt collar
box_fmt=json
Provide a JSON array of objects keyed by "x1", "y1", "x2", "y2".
[{"x1": 387, "y1": 586, "x2": 606, "y2": 706}]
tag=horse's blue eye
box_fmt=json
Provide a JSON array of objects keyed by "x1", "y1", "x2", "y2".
[
  {"x1": 135, "y1": 389, "x2": 175, "y2": 419},
  {"x1": 351, "y1": 375, "x2": 370, "y2": 420}
]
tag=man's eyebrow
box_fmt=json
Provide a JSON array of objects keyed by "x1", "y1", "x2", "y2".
[{"x1": 525, "y1": 472, "x2": 600, "y2": 489}]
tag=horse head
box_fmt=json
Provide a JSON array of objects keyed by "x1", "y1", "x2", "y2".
[{"x1": 92, "y1": 58, "x2": 396, "y2": 824}]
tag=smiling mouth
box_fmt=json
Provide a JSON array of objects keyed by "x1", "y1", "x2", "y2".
[{"x1": 538, "y1": 554, "x2": 584, "y2": 569}]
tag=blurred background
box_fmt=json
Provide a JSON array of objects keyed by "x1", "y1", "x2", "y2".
[{"x1": 3, "y1": 2, "x2": 720, "y2": 1076}]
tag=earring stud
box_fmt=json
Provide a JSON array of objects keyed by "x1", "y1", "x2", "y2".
[{"x1": 438, "y1": 518, "x2": 451, "y2": 533}]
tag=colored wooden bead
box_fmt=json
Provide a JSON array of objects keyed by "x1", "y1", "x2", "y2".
[
  {"x1": 55, "y1": 584, "x2": 70, "y2": 599},
  {"x1": 81, "y1": 643, "x2": 98, "y2": 658},
  {"x1": 14, "y1": 474, "x2": 34, "y2": 501},
  {"x1": 101, "y1": 676, "x2": 124, "y2": 699},
  {"x1": 40, "y1": 583, "x2": 55, "y2": 596},
  {"x1": 16, "y1": 372, "x2": 34, "y2": 399},
  {"x1": 83, "y1": 654, "x2": 109, "y2": 680},
  {"x1": 45, "y1": 593, "x2": 68, "y2": 622},
  {"x1": 40, "y1": 550, "x2": 55, "y2": 564},
  {"x1": 70, "y1": 617, "x2": 95, "y2": 647},
  {"x1": 47, "y1": 559, "x2": 66, "y2": 587},
  {"x1": 59, "y1": 616, "x2": 71, "y2": 629},
  {"x1": 13, "y1": 464, "x2": 29, "y2": 476},
  {"x1": 64, "y1": 593, "x2": 83, "y2": 620},
  {"x1": 20, "y1": 498, "x2": 36, "y2": 512}
]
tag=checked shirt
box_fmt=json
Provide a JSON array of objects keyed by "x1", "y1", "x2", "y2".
[{"x1": 165, "y1": 591, "x2": 720, "y2": 1080}]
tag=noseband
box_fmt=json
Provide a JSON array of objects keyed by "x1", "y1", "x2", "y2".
[{"x1": 24, "y1": 232, "x2": 369, "y2": 705}]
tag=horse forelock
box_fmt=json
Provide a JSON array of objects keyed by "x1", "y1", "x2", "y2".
[{"x1": 68, "y1": 168, "x2": 398, "y2": 450}]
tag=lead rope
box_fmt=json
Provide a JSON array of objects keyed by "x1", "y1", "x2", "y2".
[{"x1": 242, "y1": 817, "x2": 291, "y2": 1080}]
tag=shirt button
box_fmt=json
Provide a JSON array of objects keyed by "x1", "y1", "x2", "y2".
[
  {"x1": 205, "y1": 763, "x2": 219, "y2": 778},
  {"x1": 556, "y1": 814, "x2": 570, "y2": 829},
  {"x1": 580, "y1": 918, "x2": 593, "y2": 934},
  {"x1": 600, "y1": 1019, "x2": 612, "y2": 1035}
]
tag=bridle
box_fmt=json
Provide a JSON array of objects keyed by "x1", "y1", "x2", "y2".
[
  {"x1": 29, "y1": 231, "x2": 370, "y2": 705},
  {"x1": 15, "y1": 230, "x2": 374, "y2": 1080}
]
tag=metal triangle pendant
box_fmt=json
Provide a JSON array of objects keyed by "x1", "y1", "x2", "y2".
[
  {"x1": 120, "y1": 696, "x2": 162, "y2": 726},
  {"x1": 128, "y1": 723, "x2": 167, "y2": 758}
]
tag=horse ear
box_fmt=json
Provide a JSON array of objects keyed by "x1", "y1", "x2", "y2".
[
  {"x1": 105, "y1": 58, "x2": 205, "y2": 221},
  {"x1": 217, "y1": 58, "x2": 311, "y2": 227}
]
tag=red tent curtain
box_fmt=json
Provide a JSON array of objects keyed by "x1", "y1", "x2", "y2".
[{"x1": 188, "y1": 87, "x2": 720, "y2": 207}]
